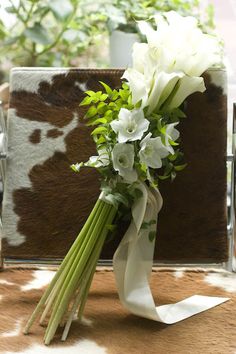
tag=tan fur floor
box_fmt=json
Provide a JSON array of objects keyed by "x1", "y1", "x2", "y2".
[{"x1": 0, "y1": 268, "x2": 235, "y2": 354}]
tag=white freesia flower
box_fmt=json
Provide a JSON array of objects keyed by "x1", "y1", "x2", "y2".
[
  {"x1": 164, "y1": 123, "x2": 180, "y2": 154},
  {"x1": 139, "y1": 133, "x2": 169, "y2": 169},
  {"x1": 110, "y1": 108, "x2": 149, "y2": 143},
  {"x1": 86, "y1": 148, "x2": 110, "y2": 168},
  {"x1": 112, "y1": 143, "x2": 137, "y2": 183}
]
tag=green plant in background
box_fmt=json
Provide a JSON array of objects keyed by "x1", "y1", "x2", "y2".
[
  {"x1": 0, "y1": 0, "x2": 107, "y2": 81},
  {"x1": 81, "y1": 0, "x2": 215, "y2": 34},
  {"x1": 0, "y1": 0, "x2": 215, "y2": 83}
]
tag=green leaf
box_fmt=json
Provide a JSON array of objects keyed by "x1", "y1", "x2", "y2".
[
  {"x1": 24, "y1": 23, "x2": 51, "y2": 45},
  {"x1": 169, "y1": 139, "x2": 179, "y2": 146},
  {"x1": 100, "y1": 93, "x2": 108, "y2": 101},
  {"x1": 85, "y1": 106, "x2": 97, "y2": 118},
  {"x1": 168, "y1": 152, "x2": 178, "y2": 162},
  {"x1": 97, "y1": 102, "x2": 107, "y2": 114},
  {"x1": 174, "y1": 163, "x2": 187, "y2": 171},
  {"x1": 173, "y1": 107, "x2": 186, "y2": 118},
  {"x1": 148, "y1": 231, "x2": 156, "y2": 242},
  {"x1": 99, "y1": 81, "x2": 112, "y2": 96},
  {"x1": 80, "y1": 96, "x2": 93, "y2": 106},
  {"x1": 5, "y1": 6, "x2": 17, "y2": 14},
  {"x1": 158, "y1": 175, "x2": 170, "y2": 181},
  {"x1": 119, "y1": 89, "x2": 129, "y2": 101},
  {"x1": 96, "y1": 136, "x2": 106, "y2": 144},
  {"x1": 91, "y1": 126, "x2": 107, "y2": 135},
  {"x1": 49, "y1": 0, "x2": 73, "y2": 20},
  {"x1": 111, "y1": 90, "x2": 119, "y2": 101},
  {"x1": 141, "y1": 222, "x2": 150, "y2": 230},
  {"x1": 85, "y1": 90, "x2": 96, "y2": 97},
  {"x1": 87, "y1": 117, "x2": 107, "y2": 126}
]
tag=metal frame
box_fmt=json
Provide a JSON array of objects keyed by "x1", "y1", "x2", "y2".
[{"x1": 1, "y1": 102, "x2": 236, "y2": 271}]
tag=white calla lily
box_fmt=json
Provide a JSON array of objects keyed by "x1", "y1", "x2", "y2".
[
  {"x1": 164, "y1": 75, "x2": 206, "y2": 111},
  {"x1": 147, "y1": 71, "x2": 184, "y2": 114},
  {"x1": 138, "y1": 11, "x2": 220, "y2": 77},
  {"x1": 122, "y1": 69, "x2": 148, "y2": 107},
  {"x1": 110, "y1": 108, "x2": 149, "y2": 143},
  {"x1": 112, "y1": 143, "x2": 137, "y2": 183},
  {"x1": 139, "y1": 133, "x2": 169, "y2": 169}
]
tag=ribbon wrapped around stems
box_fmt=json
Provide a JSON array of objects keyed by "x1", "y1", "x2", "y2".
[{"x1": 113, "y1": 182, "x2": 229, "y2": 323}]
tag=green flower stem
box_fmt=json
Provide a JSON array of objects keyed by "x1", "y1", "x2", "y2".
[
  {"x1": 44, "y1": 200, "x2": 112, "y2": 345},
  {"x1": 42, "y1": 200, "x2": 105, "y2": 341},
  {"x1": 77, "y1": 206, "x2": 117, "y2": 321},
  {"x1": 39, "y1": 201, "x2": 103, "y2": 325},
  {"x1": 24, "y1": 197, "x2": 102, "y2": 334},
  {"x1": 61, "y1": 205, "x2": 117, "y2": 341}
]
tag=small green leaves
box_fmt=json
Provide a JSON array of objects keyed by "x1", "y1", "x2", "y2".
[
  {"x1": 148, "y1": 231, "x2": 156, "y2": 242},
  {"x1": 99, "y1": 81, "x2": 113, "y2": 96},
  {"x1": 91, "y1": 126, "x2": 107, "y2": 136},
  {"x1": 141, "y1": 219, "x2": 156, "y2": 230},
  {"x1": 85, "y1": 106, "x2": 97, "y2": 118},
  {"x1": 49, "y1": 0, "x2": 73, "y2": 20},
  {"x1": 174, "y1": 163, "x2": 187, "y2": 171},
  {"x1": 80, "y1": 96, "x2": 94, "y2": 106},
  {"x1": 24, "y1": 23, "x2": 51, "y2": 45}
]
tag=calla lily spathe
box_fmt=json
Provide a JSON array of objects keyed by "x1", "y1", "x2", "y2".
[
  {"x1": 123, "y1": 11, "x2": 220, "y2": 114},
  {"x1": 138, "y1": 11, "x2": 220, "y2": 77}
]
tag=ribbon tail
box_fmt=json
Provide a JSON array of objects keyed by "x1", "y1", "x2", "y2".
[{"x1": 113, "y1": 183, "x2": 229, "y2": 324}]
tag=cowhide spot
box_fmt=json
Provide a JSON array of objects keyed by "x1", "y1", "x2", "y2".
[
  {"x1": 29, "y1": 129, "x2": 41, "y2": 144},
  {"x1": 21, "y1": 270, "x2": 55, "y2": 291},
  {"x1": 46, "y1": 129, "x2": 63, "y2": 139},
  {"x1": 204, "y1": 272, "x2": 236, "y2": 293}
]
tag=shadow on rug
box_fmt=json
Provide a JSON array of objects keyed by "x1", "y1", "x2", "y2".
[{"x1": 0, "y1": 268, "x2": 235, "y2": 354}]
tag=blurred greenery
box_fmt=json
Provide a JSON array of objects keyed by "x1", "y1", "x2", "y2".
[
  {"x1": 0, "y1": 0, "x2": 215, "y2": 82},
  {"x1": 81, "y1": 0, "x2": 215, "y2": 33}
]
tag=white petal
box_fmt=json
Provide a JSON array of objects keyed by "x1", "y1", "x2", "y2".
[
  {"x1": 166, "y1": 76, "x2": 206, "y2": 111},
  {"x1": 147, "y1": 71, "x2": 183, "y2": 114},
  {"x1": 122, "y1": 68, "x2": 148, "y2": 106},
  {"x1": 120, "y1": 167, "x2": 138, "y2": 183}
]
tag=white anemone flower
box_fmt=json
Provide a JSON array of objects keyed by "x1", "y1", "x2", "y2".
[
  {"x1": 139, "y1": 133, "x2": 169, "y2": 169},
  {"x1": 110, "y1": 108, "x2": 149, "y2": 143},
  {"x1": 86, "y1": 148, "x2": 110, "y2": 168},
  {"x1": 112, "y1": 143, "x2": 137, "y2": 183}
]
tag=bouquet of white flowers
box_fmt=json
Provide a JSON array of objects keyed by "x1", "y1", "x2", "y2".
[{"x1": 24, "y1": 11, "x2": 228, "y2": 345}]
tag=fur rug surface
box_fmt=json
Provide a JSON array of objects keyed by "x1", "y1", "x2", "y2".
[{"x1": 0, "y1": 267, "x2": 235, "y2": 354}]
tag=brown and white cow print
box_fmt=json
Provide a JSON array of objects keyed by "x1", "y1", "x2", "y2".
[
  {"x1": 1, "y1": 68, "x2": 228, "y2": 264},
  {"x1": 1, "y1": 68, "x2": 123, "y2": 258},
  {"x1": 0, "y1": 267, "x2": 236, "y2": 354}
]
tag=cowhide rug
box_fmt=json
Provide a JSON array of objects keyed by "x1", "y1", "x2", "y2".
[{"x1": 0, "y1": 268, "x2": 235, "y2": 354}]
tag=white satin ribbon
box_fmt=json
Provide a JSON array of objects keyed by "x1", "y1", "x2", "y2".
[{"x1": 113, "y1": 182, "x2": 229, "y2": 324}]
